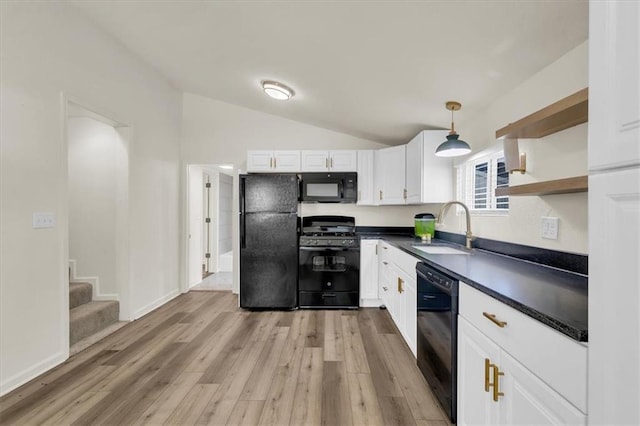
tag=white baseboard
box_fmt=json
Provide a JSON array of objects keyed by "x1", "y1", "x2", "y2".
[
  {"x1": 68, "y1": 259, "x2": 118, "y2": 302},
  {"x1": 360, "y1": 298, "x2": 383, "y2": 308},
  {"x1": 133, "y1": 289, "x2": 180, "y2": 320},
  {"x1": 0, "y1": 351, "x2": 67, "y2": 397}
]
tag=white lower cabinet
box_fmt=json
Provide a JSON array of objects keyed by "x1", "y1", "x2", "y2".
[
  {"x1": 458, "y1": 283, "x2": 587, "y2": 425},
  {"x1": 377, "y1": 240, "x2": 418, "y2": 357},
  {"x1": 359, "y1": 239, "x2": 380, "y2": 307}
]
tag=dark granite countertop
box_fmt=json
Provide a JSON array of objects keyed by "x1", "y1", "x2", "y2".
[{"x1": 360, "y1": 234, "x2": 588, "y2": 343}]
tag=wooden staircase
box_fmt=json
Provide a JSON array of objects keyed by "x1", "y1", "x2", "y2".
[{"x1": 69, "y1": 282, "x2": 119, "y2": 347}]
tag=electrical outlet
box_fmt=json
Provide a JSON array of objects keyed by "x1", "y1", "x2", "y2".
[
  {"x1": 541, "y1": 216, "x2": 559, "y2": 240},
  {"x1": 33, "y1": 212, "x2": 56, "y2": 229}
]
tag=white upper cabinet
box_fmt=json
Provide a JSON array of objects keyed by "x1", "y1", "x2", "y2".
[
  {"x1": 247, "y1": 150, "x2": 300, "y2": 172},
  {"x1": 406, "y1": 130, "x2": 453, "y2": 204},
  {"x1": 300, "y1": 150, "x2": 357, "y2": 172},
  {"x1": 375, "y1": 145, "x2": 407, "y2": 205},
  {"x1": 589, "y1": 0, "x2": 640, "y2": 170},
  {"x1": 356, "y1": 150, "x2": 376, "y2": 205}
]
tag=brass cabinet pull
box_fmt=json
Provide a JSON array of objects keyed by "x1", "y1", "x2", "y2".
[
  {"x1": 483, "y1": 312, "x2": 507, "y2": 328},
  {"x1": 397, "y1": 277, "x2": 404, "y2": 293},
  {"x1": 491, "y1": 364, "x2": 505, "y2": 401},
  {"x1": 274, "y1": 157, "x2": 277, "y2": 168},
  {"x1": 484, "y1": 358, "x2": 491, "y2": 392}
]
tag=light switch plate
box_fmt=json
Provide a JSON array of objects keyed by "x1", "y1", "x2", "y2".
[
  {"x1": 33, "y1": 212, "x2": 56, "y2": 229},
  {"x1": 541, "y1": 216, "x2": 559, "y2": 239}
]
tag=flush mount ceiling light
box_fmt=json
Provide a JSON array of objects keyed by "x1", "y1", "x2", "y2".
[
  {"x1": 261, "y1": 80, "x2": 295, "y2": 100},
  {"x1": 435, "y1": 101, "x2": 472, "y2": 157}
]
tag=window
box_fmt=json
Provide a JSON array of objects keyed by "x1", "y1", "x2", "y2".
[{"x1": 457, "y1": 151, "x2": 509, "y2": 213}]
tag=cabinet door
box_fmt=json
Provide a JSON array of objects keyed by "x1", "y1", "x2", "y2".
[
  {"x1": 359, "y1": 239, "x2": 379, "y2": 306},
  {"x1": 589, "y1": 0, "x2": 640, "y2": 170},
  {"x1": 300, "y1": 150, "x2": 329, "y2": 171},
  {"x1": 457, "y1": 317, "x2": 500, "y2": 426},
  {"x1": 378, "y1": 145, "x2": 407, "y2": 205},
  {"x1": 357, "y1": 150, "x2": 376, "y2": 205},
  {"x1": 405, "y1": 133, "x2": 423, "y2": 204},
  {"x1": 247, "y1": 151, "x2": 275, "y2": 172},
  {"x1": 399, "y1": 268, "x2": 417, "y2": 357},
  {"x1": 589, "y1": 168, "x2": 640, "y2": 425},
  {"x1": 329, "y1": 150, "x2": 357, "y2": 171},
  {"x1": 273, "y1": 151, "x2": 301, "y2": 172},
  {"x1": 499, "y1": 351, "x2": 586, "y2": 425}
]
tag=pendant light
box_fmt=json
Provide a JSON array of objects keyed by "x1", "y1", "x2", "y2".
[{"x1": 435, "y1": 101, "x2": 472, "y2": 157}]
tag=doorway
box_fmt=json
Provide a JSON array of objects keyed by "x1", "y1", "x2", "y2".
[
  {"x1": 65, "y1": 99, "x2": 131, "y2": 321},
  {"x1": 186, "y1": 164, "x2": 234, "y2": 291}
]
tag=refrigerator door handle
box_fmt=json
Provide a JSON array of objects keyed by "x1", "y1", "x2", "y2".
[{"x1": 240, "y1": 177, "x2": 246, "y2": 249}]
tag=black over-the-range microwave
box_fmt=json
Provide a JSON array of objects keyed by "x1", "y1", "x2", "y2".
[{"x1": 299, "y1": 172, "x2": 358, "y2": 203}]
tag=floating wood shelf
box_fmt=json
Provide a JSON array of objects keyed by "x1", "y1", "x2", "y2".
[
  {"x1": 495, "y1": 176, "x2": 588, "y2": 197},
  {"x1": 496, "y1": 88, "x2": 588, "y2": 139}
]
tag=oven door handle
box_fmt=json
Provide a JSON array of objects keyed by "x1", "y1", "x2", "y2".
[{"x1": 299, "y1": 247, "x2": 359, "y2": 252}]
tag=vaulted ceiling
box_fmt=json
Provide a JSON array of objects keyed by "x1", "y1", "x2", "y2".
[{"x1": 72, "y1": 0, "x2": 588, "y2": 145}]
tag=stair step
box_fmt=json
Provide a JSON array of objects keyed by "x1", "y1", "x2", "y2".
[
  {"x1": 70, "y1": 300, "x2": 119, "y2": 346},
  {"x1": 69, "y1": 282, "x2": 93, "y2": 309}
]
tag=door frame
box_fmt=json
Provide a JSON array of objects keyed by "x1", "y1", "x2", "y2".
[{"x1": 62, "y1": 93, "x2": 132, "y2": 321}]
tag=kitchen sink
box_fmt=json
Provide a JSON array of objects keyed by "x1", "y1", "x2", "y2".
[{"x1": 412, "y1": 245, "x2": 470, "y2": 255}]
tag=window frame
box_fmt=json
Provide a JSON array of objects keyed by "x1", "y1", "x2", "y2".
[{"x1": 456, "y1": 150, "x2": 509, "y2": 216}]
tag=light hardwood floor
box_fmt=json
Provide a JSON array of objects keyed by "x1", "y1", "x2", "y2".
[{"x1": 0, "y1": 291, "x2": 450, "y2": 425}]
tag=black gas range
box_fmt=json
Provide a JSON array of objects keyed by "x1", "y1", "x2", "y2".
[{"x1": 298, "y1": 216, "x2": 360, "y2": 308}]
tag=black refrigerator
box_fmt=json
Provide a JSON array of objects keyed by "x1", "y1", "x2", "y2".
[{"x1": 239, "y1": 174, "x2": 299, "y2": 309}]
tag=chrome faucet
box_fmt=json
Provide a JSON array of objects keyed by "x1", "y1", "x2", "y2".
[{"x1": 437, "y1": 201, "x2": 474, "y2": 249}]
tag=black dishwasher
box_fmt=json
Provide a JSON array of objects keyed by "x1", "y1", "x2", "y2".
[{"x1": 416, "y1": 262, "x2": 458, "y2": 424}]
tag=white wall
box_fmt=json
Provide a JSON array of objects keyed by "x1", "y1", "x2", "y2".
[
  {"x1": 0, "y1": 2, "x2": 182, "y2": 395},
  {"x1": 218, "y1": 173, "x2": 233, "y2": 254},
  {"x1": 441, "y1": 41, "x2": 589, "y2": 254},
  {"x1": 188, "y1": 166, "x2": 204, "y2": 287},
  {"x1": 68, "y1": 116, "x2": 119, "y2": 298}
]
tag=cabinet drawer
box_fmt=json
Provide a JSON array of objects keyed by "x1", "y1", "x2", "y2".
[
  {"x1": 387, "y1": 244, "x2": 419, "y2": 276},
  {"x1": 459, "y1": 283, "x2": 587, "y2": 413}
]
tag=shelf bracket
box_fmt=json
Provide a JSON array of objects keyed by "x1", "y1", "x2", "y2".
[{"x1": 503, "y1": 138, "x2": 526, "y2": 175}]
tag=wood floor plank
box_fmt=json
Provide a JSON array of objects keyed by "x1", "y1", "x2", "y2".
[
  {"x1": 347, "y1": 372, "x2": 385, "y2": 426},
  {"x1": 341, "y1": 314, "x2": 370, "y2": 373},
  {"x1": 164, "y1": 383, "x2": 219, "y2": 425},
  {"x1": 290, "y1": 347, "x2": 323, "y2": 426},
  {"x1": 380, "y1": 333, "x2": 448, "y2": 422},
  {"x1": 257, "y1": 335, "x2": 305, "y2": 426},
  {"x1": 321, "y1": 361, "x2": 353, "y2": 426},
  {"x1": 195, "y1": 312, "x2": 280, "y2": 425},
  {"x1": 198, "y1": 313, "x2": 258, "y2": 383},
  {"x1": 227, "y1": 400, "x2": 266, "y2": 426},
  {"x1": 133, "y1": 372, "x2": 201, "y2": 425},
  {"x1": 323, "y1": 310, "x2": 344, "y2": 361},
  {"x1": 356, "y1": 309, "x2": 404, "y2": 397},
  {"x1": 304, "y1": 310, "x2": 325, "y2": 348},
  {"x1": 0, "y1": 350, "x2": 117, "y2": 424},
  {"x1": 0, "y1": 294, "x2": 448, "y2": 426},
  {"x1": 239, "y1": 325, "x2": 289, "y2": 401},
  {"x1": 379, "y1": 395, "x2": 418, "y2": 426}
]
